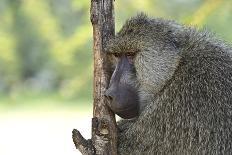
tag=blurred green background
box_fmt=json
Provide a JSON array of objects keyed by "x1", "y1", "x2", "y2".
[{"x1": 0, "y1": 0, "x2": 231, "y2": 155}]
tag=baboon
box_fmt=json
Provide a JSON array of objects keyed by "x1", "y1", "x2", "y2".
[{"x1": 105, "y1": 13, "x2": 232, "y2": 154}]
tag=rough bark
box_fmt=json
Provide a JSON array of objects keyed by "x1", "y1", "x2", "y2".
[{"x1": 72, "y1": 0, "x2": 117, "y2": 154}]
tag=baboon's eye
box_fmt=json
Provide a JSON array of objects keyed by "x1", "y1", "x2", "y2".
[
  {"x1": 113, "y1": 53, "x2": 121, "y2": 58},
  {"x1": 126, "y1": 52, "x2": 135, "y2": 57},
  {"x1": 126, "y1": 52, "x2": 136, "y2": 64}
]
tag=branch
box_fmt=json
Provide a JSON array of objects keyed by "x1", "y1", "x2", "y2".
[
  {"x1": 72, "y1": 129, "x2": 95, "y2": 155},
  {"x1": 73, "y1": 0, "x2": 117, "y2": 154}
]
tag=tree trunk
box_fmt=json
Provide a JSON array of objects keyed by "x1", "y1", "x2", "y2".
[{"x1": 72, "y1": 0, "x2": 117, "y2": 154}]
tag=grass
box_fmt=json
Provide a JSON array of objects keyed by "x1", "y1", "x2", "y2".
[{"x1": 0, "y1": 92, "x2": 92, "y2": 111}]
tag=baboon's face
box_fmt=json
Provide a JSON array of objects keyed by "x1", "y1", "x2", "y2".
[
  {"x1": 105, "y1": 53, "x2": 139, "y2": 119},
  {"x1": 105, "y1": 14, "x2": 181, "y2": 119}
]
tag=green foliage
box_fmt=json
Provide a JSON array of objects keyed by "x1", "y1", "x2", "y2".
[{"x1": 0, "y1": 0, "x2": 231, "y2": 103}]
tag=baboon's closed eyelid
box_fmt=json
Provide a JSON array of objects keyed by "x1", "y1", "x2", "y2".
[
  {"x1": 113, "y1": 53, "x2": 121, "y2": 58},
  {"x1": 126, "y1": 52, "x2": 136, "y2": 57}
]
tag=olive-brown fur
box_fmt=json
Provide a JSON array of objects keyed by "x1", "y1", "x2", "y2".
[{"x1": 106, "y1": 13, "x2": 232, "y2": 154}]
